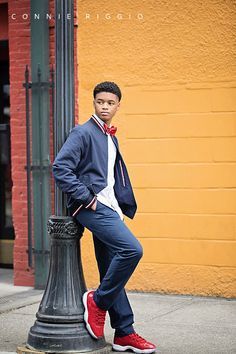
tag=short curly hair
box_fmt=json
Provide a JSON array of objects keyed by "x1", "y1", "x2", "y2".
[{"x1": 93, "y1": 81, "x2": 122, "y2": 101}]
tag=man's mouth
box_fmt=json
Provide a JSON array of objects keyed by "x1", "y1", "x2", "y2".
[{"x1": 101, "y1": 112, "x2": 109, "y2": 115}]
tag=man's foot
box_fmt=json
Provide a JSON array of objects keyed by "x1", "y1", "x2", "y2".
[
  {"x1": 113, "y1": 333, "x2": 156, "y2": 354},
  {"x1": 82, "y1": 290, "x2": 106, "y2": 339}
]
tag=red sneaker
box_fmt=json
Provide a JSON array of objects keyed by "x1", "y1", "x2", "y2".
[
  {"x1": 113, "y1": 333, "x2": 156, "y2": 353},
  {"x1": 82, "y1": 290, "x2": 106, "y2": 339}
]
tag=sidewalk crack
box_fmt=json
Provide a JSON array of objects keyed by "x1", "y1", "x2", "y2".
[{"x1": 147, "y1": 298, "x2": 196, "y2": 321}]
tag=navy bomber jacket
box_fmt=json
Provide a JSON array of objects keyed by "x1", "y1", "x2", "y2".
[{"x1": 52, "y1": 115, "x2": 137, "y2": 219}]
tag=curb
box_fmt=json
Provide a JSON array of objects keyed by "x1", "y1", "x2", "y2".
[{"x1": 0, "y1": 290, "x2": 43, "y2": 314}]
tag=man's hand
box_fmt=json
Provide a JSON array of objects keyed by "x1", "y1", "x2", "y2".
[{"x1": 91, "y1": 199, "x2": 97, "y2": 211}]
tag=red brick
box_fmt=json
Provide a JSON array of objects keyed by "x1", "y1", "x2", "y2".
[
  {"x1": 14, "y1": 270, "x2": 34, "y2": 286},
  {"x1": 9, "y1": 0, "x2": 78, "y2": 286}
]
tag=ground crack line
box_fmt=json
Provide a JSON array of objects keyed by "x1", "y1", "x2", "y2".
[{"x1": 146, "y1": 299, "x2": 196, "y2": 321}]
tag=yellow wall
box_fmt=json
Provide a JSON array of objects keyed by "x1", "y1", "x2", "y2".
[{"x1": 77, "y1": 0, "x2": 236, "y2": 297}]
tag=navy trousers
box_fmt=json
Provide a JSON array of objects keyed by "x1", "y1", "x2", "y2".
[{"x1": 75, "y1": 200, "x2": 143, "y2": 337}]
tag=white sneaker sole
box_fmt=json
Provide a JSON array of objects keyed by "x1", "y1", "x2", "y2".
[
  {"x1": 112, "y1": 344, "x2": 156, "y2": 354},
  {"x1": 82, "y1": 291, "x2": 98, "y2": 339}
]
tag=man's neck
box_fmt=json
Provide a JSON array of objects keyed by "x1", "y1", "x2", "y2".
[{"x1": 93, "y1": 113, "x2": 112, "y2": 127}]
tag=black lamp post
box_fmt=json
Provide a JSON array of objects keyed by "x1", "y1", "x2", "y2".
[
  {"x1": 27, "y1": 216, "x2": 107, "y2": 352},
  {"x1": 27, "y1": 0, "x2": 109, "y2": 352}
]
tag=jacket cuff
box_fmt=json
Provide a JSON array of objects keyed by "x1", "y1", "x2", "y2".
[
  {"x1": 84, "y1": 195, "x2": 97, "y2": 209},
  {"x1": 72, "y1": 204, "x2": 84, "y2": 217}
]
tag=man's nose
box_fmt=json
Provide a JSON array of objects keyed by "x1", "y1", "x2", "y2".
[{"x1": 102, "y1": 103, "x2": 109, "y2": 109}]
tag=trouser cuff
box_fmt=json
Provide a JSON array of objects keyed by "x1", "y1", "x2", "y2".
[{"x1": 114, "y1": 325, "x2": 135, "y2": 337}]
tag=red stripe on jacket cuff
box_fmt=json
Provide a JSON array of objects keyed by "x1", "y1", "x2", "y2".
[
  {"x1": 85, "y1": 196, "x2": 97, "y2": 209},
  {"x1": 72, "y1": 204, "x2": 83, "y2": 217}
]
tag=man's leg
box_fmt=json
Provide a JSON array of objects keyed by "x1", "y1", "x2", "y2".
[
  {"x1": 77, "y1": 202, "x2": 156, "y2": 352},
  {"x1": 76, "y1": 201, "x2": 143, "y2": 311},
  {"x1": 93, "y1": 234, "x2": 135, "y2": 337}
]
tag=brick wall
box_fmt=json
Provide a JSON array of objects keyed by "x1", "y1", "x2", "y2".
[
  {"x1": 77, "y1": 0, "x2": 236, "y2": 297},
  {"x1": 123, "y1": 84, "x2": 236, "y2": 297},
  {"x1": 8, "y1": 0, "x2": 33, "y2": 285},
  {"x1": 8, "y1": 0, "x2": 78, "y2": 286}
]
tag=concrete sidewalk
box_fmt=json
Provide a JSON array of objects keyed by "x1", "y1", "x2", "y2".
[{"x1": 0, "y1": 269, "x2": 236, "y2": 354}]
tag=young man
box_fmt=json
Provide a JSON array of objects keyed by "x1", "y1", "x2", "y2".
[{"x1": 52, "y1": 81, "x2": 156, "y2": 353}]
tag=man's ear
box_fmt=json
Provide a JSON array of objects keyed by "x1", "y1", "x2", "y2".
[{"x1": 117, "y1": 101, "x2": 121, "y2": 110}]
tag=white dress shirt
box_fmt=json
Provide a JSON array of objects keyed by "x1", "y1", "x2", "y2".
[{"x1": 93, "y1": 114, "x2": 123, "y2": 220}]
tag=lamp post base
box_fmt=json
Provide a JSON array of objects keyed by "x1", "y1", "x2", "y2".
[
  {"x1": 27, "y1": 216, "x2": 107, "y2": 353},
  {"x1": 18, "y1": 344, "x2": 112, "y2": 354},
  {"x1": 27, "y1": 321, "x2": 107, "y2": 352}
]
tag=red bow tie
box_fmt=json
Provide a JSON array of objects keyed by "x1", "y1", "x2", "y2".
[{"x1": 104, "y1": 124, "x2": 117, "y2": 136}]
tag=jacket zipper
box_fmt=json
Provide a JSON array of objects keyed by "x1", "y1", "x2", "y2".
[{"x1": 119, "y1": 160, "x2": 126, "y2": 187}]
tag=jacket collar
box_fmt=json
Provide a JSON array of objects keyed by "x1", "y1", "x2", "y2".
[
  {"x1": 90, "y1": 114, "x2": 119, "y2": 151},
  {"x1": 91, "y1": 114, "x2": 107, "y2": 134}
]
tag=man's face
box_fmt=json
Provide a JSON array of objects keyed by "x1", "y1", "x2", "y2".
[{"x1": 93, "y1": 92, "x2": 120, "y2": 124}]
